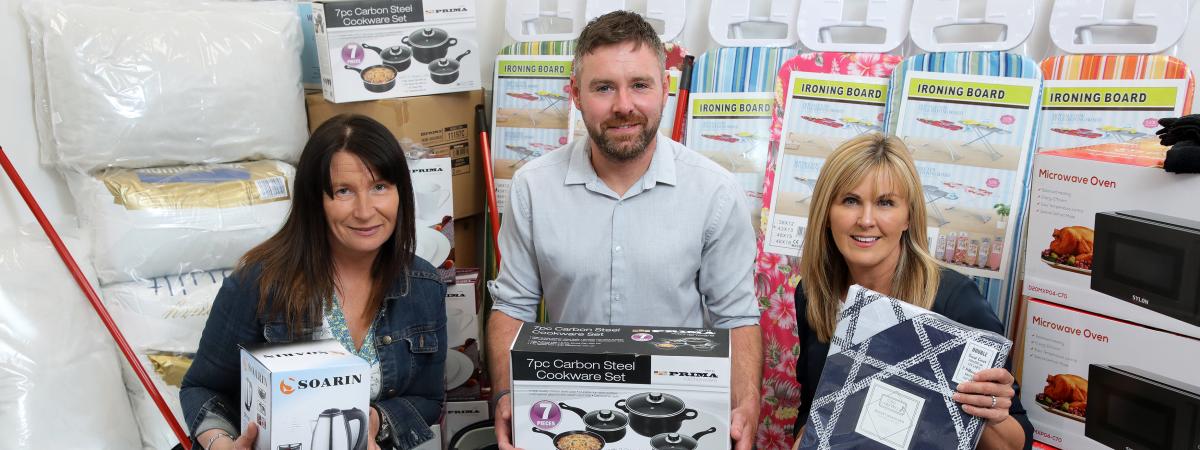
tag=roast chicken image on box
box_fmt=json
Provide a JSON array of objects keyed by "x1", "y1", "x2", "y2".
[
  {"x1": 1036, "y1": 374, "x2": 1089, "y2": 421},
  {"x1": 1041, "y1": 226, "x2": 1095, "y2": 272}
]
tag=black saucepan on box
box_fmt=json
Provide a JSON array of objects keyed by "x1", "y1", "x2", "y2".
[
  {"x1": 615, "y1": 392, "x2": 699, "y2": 437},
  {"x1": 361, "y1": 43, "x2": 412, "y2": 73},
  {"x1": 403, "y1": 27, "x2": 458, "y2": 63},
  {"x1": 429, "y1": 50, "x2": 471, "y2": 84},
  {"x1": 447, "y1": 420, "x2": 496, "y2": 450},
  {"x1": 344, "y1": 64, "x2": 396, "y2": 93},
  {"x1": 531, "y1": 427, "x2": 605, "y2": 450},
  {"x1": 559, "y1": 402, "x2": 628, "y2": 443},
  {"x1": 649, "y1": 427, "x2": 718, "y2": 450}
]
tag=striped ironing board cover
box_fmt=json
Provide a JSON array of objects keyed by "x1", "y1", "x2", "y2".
[
  {"x1": 1039, "y1": 54, "x2": 1195, "y2": 166},
  {"x1": 756, "y1": 51, "x2": 903, "y2": 449},
  {"x1": 885, "y1": 51, "x2": 1042, "y2": 334}
]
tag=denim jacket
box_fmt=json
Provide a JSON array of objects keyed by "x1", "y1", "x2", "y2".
[{"x1": 180, "y1": 258, "x2": 447, "y2": 450}]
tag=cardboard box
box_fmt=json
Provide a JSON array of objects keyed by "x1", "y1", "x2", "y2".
[
  {"x1": 240, "y1": 340, "x2": 370, "y2": 450},
  {"x1": 452, "y1": 215, "x2": 483, "y2": 270},
  {"x1": 442, "y1": 401, "x2": 490, "y2": 450},
  {"x1": 306, "y1": 91, "x2": 484, "y2": 218},
  {"x1": 409, "y1": 157, "x2": 454, "y2": 282},
  {"x1": 446, "y1": 270, "x2": 482, "y2": 401},
  {"x1": 311, "y1": 0, "x2": 481, "y2": 102},
  {"x1": 510, "y1": 324, "x2": 731, "y2": 450},
  {"x1": 295, "y1": 1, "x2": 321, "y2": 89},
  {"x1": 1021, "y1": 152, "x2": 1200, "y2": 339},
  {"x1": 1020, "y1": 299, "x2": 1200, "y2": 449}
]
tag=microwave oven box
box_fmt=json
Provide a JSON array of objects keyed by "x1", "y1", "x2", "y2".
[
  {"x1": 305, "y1": 91, "x2": 483, "y2": 218},
  {"x1": 1021, "y1": 152, "x2": 1200, "y2": 339},
  {"x1": 446, "y1": 270, "x2": 482, "y2": 400},
  {"x1": 311, "y1": 0, "x2": 480, "y2": 102},
  {"x1": 1019, "y1": 298, "x2": 1200, "y2": 449},
  {"x1": 240, "y1": 340, "x2": 370, "y2": 450},
  {"x1": 510, "y1": 323, "x2": 731, "y2": 450}
]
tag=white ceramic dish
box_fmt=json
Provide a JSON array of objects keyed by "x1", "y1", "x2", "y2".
[{"x1": 416, "y1": 226, "x2": 451, "y2": 267}]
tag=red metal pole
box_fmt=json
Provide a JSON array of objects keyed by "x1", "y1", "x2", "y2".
[
  {"x1": 476, "y1": 105, "x2": 502, "y2": 268},
  {"x1": 0, "y1": 146, "x2": 192, "y2": 449},
  {"x1": 670, "y1": 55, "x2": 695, "y2": 143}
]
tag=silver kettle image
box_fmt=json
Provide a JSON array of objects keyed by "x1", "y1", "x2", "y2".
[{"x1": 311, "y1": 407, "x2": 368, "y2": 450}]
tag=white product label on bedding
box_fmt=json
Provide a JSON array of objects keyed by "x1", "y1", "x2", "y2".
[
  {"x1": 951, "y1": 340, "x2": 999, "y2": 384},
  {"x1": 855, "y1": 379, "x2": 924, "y2": 450},
  {"x1": 255, "y1": 176, "x2": 289, "y2": 200}
]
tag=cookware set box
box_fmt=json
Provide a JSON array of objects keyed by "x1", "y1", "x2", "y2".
[
  {"x1": 510, "y1": 324, "x2": 731, "y2": 450},
  {"x1": 240, "y1": 340, "x2": 371, "y2": 450},
  {"x1": 312, "y1": 0, "x2": 480, "y2": 103}
]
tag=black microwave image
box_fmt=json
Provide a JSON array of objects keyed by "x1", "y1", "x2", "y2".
[
  {"x1": 1090, "y1": 210, "x2": 1200, "y2": 327},
  {"x1": 1086, "y1": 364, "x2": 1200, "y2": 450}
]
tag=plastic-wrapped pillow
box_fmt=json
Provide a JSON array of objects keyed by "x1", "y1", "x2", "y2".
[
  {"x1": 23, "y1": 0, "x2": 307, "y2": 170},
  {"x1": 0, "y1": 228, "x2": 142, "y2": 449},
  {"x1": 121, "y1": 352, "x2": 191, "y2": 450},
  {"x1": 67, "y1": 160, "x2": 294, "y2": 284},
  {"x1": 101, "y1": 269, "x2": 232, "y2": 353}
]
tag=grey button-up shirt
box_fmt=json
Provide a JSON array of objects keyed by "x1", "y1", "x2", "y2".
[{"x1": 488, "y1": 134, "x2": 760, "y2": 329}]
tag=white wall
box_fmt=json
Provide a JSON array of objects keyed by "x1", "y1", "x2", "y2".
[{"x1": 4, "y1": 0, "x2": 1200, "y2": 232}]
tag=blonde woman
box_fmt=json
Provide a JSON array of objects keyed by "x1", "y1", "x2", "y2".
[{"x1": 791, "y1": 134, "x2": 1032, "y2": 450}]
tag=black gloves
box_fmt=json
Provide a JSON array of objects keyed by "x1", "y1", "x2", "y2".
[{"x1": 1157, "y1": 114, "x2": 1200, "y2": 174}]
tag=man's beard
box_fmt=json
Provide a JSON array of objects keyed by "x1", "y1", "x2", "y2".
[{"x1": 586, "y1": 110, "x2": 661, "y2": 162}]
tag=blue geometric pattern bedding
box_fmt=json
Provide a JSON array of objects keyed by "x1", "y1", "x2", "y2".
[{"x1": 799, "y1": 285, "x2": 1012, "y2": 450}]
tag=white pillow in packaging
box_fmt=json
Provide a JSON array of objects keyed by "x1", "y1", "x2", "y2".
[
  {"x1": 121, "y1": 353, "x2": 191, "y2": 450},
  {"x1": 68, "y1": 160, "x2": 294, "y2": 284},
  {"x1": 101, "y1": 269, "x2": 232, "y2": 353},
  {"x1": 0, "y1": 229, "x2": 142, "y2": 449},
  {"x1": 23, "y1": 0, "x2": 308, "y2": 170}
]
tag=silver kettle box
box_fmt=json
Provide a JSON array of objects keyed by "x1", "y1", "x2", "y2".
[{"x1": 241, "y1": 340, "x2": 371, "y2": 450}]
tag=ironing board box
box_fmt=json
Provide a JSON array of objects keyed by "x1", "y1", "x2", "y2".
[
  {"x1": 240, "y1": 340, "x2": 371, "y2": 450},
  {"x1": 510, "y1": 323, "x2": 731, "y2": 450}
]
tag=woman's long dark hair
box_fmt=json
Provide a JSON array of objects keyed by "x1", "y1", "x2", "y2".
[{"x1": 240, "y1": 114, "x2": 416, "y2": 330}]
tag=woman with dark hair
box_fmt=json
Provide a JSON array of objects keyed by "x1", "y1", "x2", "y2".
[
  {"x1": 181, "y1": 114, "x2": 447, "y2": 450},
  {"x1": 792, "y1": 134, "x2": 1032, "y2": 450}
]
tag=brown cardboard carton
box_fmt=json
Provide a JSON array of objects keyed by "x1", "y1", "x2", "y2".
[
  {"x1": 305, "y1": 90, "x2": 483, "y2": 218},
  {"x1": 452, "y1": 214, "x2": 483, "y2": 271}
]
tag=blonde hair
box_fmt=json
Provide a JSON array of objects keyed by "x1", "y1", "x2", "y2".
[{"x1": 800, "y1": 133, "x2": 942, "y2": 342}]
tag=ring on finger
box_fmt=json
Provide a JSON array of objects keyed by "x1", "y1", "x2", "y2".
[{"x1": 990, "y1": 395, "x2": 997, "y2": 408}]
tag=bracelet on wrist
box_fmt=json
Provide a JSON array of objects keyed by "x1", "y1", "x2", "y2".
[
  {"x1": 205, "y1": 431, "x2": 234, "y2": 450},
  {"x1": 491, "y1": 389, "x2": 512, "y2": 413}
]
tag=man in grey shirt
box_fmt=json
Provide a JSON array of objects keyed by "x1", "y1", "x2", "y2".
[{"x1": 486, "y1": 10, "x2": 762, "y2": 450}]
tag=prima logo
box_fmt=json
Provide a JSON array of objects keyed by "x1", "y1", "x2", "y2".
[
  {"x1": 447, "y1": 408, "x2": 482, "y2": 414},
  {"x1": 411, "y1": 167, "x2": 445, "y2": 173},
  {"x1": 427, "y1": 7, "x2": 468, "y2": 14},
  {"x1": 279, "y1": 374, "x2": 364, "y2": 395},
  {"x1": 646, "y1": 329, "x2": 715, "y2": 336},
  {"x1": 1131, "y1": 294, "x2": 1149, "y2": 305},
  {"x1": 655, "y1": 370, "x2": 718, "y2": 378}
]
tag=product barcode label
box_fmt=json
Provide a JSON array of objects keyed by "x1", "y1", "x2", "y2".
[
  {"x1": 764, "y1": 215, "x2": 806, "y2": 257},
  {"x1": 255, "y1": 176, "x2": 289, "y2": 200}
]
